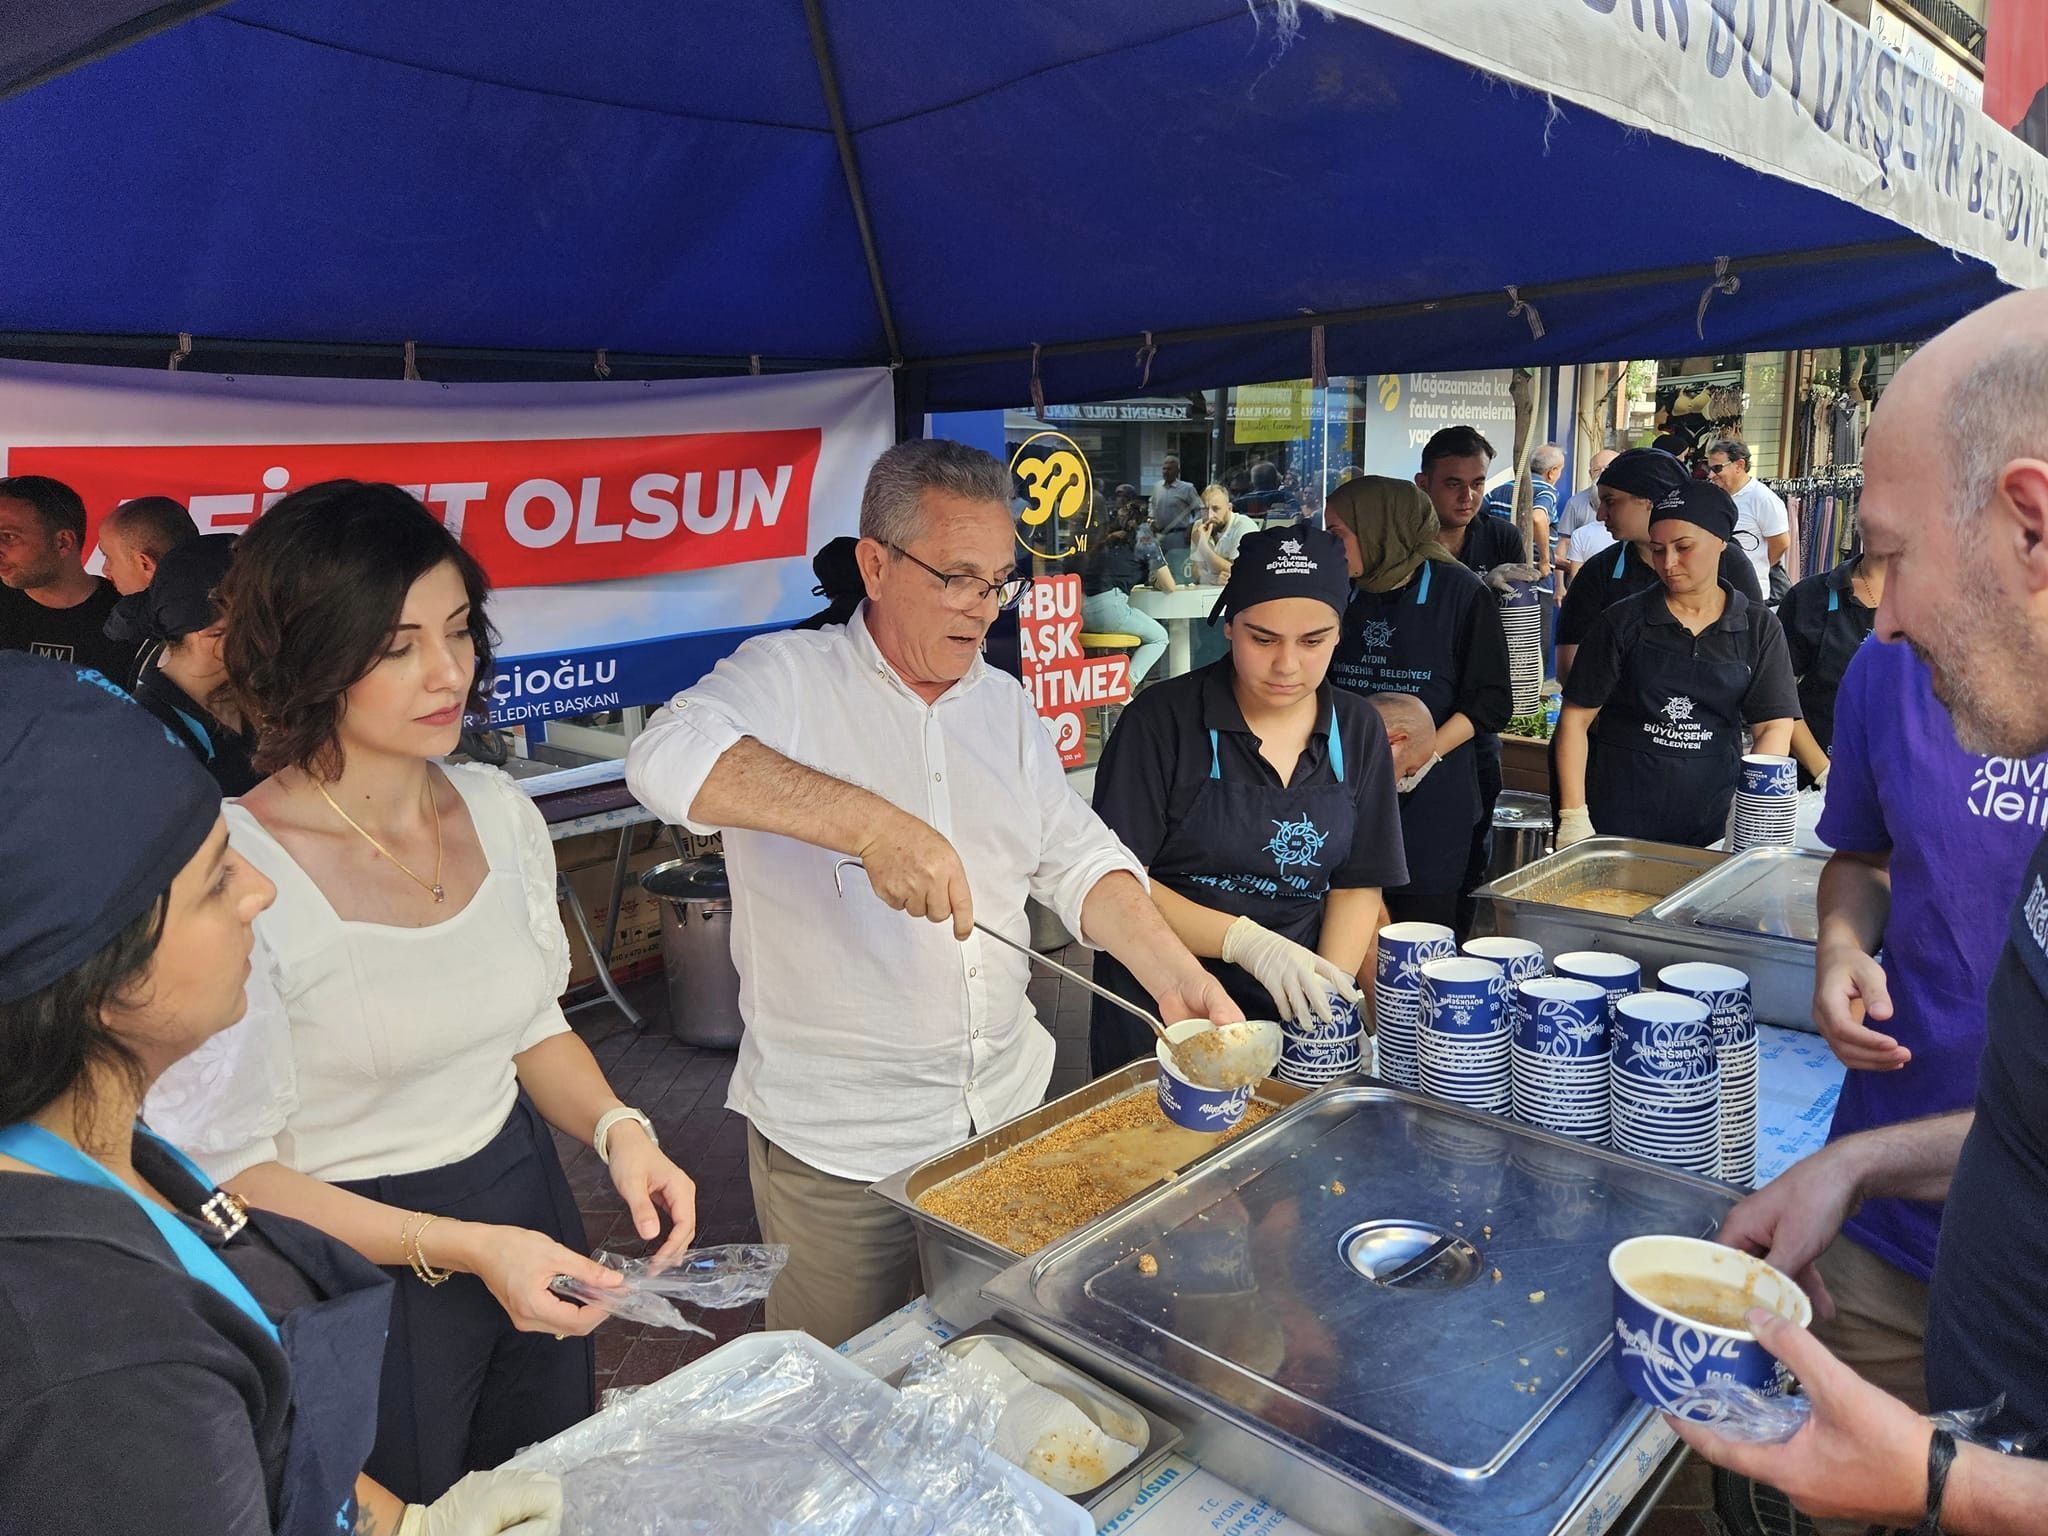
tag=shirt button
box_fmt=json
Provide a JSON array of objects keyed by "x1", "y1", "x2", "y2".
[
  {"x1": 934, "y1": 772, "x2": 943, "y2": 782},
  {"x1": 968, "y1": 966, "x2": 978, "y2": 977}
]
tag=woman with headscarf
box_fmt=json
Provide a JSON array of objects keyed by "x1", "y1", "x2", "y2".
[
  {"x1": 0, "y1": 655, "x2": 560, "y2": 1536},
  {"x1": 104, "y1": 532, "x2": 260, "y2": 794},
  {"x1": 1086, "y1": 526, "x2": 1407, "y2": 1071},
  {"x1": 1553, "y1": 477, "x2": 1801, "y2": 848},
  {"x1": 1326, "y1": 477, "x2": 1511, "y2": 936}
]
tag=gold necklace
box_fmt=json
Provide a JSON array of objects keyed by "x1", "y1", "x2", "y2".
[{"x1": 315, "y1": 777, "x2": 446, "y2": 903}]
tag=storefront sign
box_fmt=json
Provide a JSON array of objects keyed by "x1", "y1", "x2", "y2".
[
  {"x1": 1010, "y1": 429, "x2": 1094, "y2": 561},
  {"x1": 1231, "y1": 380, "x2": 1316, "y2": 443},
  {"x1": 1360, "y1": 369, "x2": 1516, "y2": 472},
  {"x1": 1865, "y1": 0, "x2": 1983, "y2": 110},
  {"x1": 0, "y1": 360, "x2": 895, "y2": 723},
  {"x1": 1018, "y1": 573, "x2": 1129, "y2": 766}
]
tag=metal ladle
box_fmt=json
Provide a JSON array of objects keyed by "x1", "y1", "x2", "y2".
[{"x1": 830, "y1": 859, "x2": 1281, "y2": 1090}]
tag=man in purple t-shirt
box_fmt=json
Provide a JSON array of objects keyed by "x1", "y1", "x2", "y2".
[{"x1": 1793, "y1": 637, "x2": 2048, "y2": 1408}]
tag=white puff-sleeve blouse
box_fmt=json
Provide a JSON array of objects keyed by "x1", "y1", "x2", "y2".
[{"x1": 146, "y1": 764, "x2": 573, "y2": 1184}]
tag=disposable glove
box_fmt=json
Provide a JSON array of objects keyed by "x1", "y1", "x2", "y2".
[
  {"x1": 1220, "y1": 915, "x2": 1364, "y2": 1029},
  {"x1": 1396, "y1": 753, "x2": 1441, "y2": 794},
  {"x1": 1484, "y1": 562, "x2": 1543, "y2": 597},
  {"x1": 1555, "y1": 806, "x2": 1595, "y2": 849},
  {"x1": 398, "y1": 1470, "x2": 563, "y2": 1536}
]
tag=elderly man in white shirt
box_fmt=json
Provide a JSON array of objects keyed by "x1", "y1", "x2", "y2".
[{"x1": 625, "y1": 438, "x2": 1240, "y2": 1344}]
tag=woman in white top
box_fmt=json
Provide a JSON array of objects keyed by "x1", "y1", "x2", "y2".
[
  {"x1": 1188, "y1": 483, "x2": 1262, "y2": 587},
  {"x1": 148, "y1": 482, "x2": 698, "y2": 1505}
]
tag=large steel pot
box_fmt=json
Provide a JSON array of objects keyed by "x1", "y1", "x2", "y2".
[
  {"x1": 641, "y1": 857, "x2": 743, "y2": 1049},
  {"x1": 1486, "y1": 790, "x2": 1554, "y2": 884}
]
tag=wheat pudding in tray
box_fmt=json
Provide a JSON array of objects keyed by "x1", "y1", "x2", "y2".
[{"x1": 914, "y1": 1085, "x2": 1277, "y2": 1255}]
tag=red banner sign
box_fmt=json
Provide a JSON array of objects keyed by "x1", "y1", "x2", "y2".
[
  {"x1": 1017, "y1": 573, "x2": 1130, "y2": 767},
  {"x1": 7, "y1": 427, "x2": 819, "y2": 589}
]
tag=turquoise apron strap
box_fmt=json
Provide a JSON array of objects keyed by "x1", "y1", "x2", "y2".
[
  {"x1": 1827, "y1": 588, "x2": 1840, "y2": 613},
  {"x1": 1612, "y1": 544, "x2": 1629, "y2": 579},
  {"x1": 1208, "y1": 729, "x2": 1222, "y2": 779},
  {"x1": 1328, "y1": 714, "x2": 1345, "y2": 783},
  {"x1": 169, "y1": 706, "x2": 215, "y2": 759},
  {"x1": 1416, "y1": 562, "x2": 1433, "y2": 605},
  {"x1": 0, "y1": 1122, "x2": 279, "y2": 1342}
]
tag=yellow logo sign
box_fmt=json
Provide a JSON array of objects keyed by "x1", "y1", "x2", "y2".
[
  {"x1": 1009, "y1": 430, "x2": 1093, "y2": 560},
  {"x1": 1376, "y1": 373, "x2": 1402, "y2": 412}
]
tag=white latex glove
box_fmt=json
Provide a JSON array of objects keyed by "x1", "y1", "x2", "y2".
[
  {"x1": 1396, "y1": 753, "x2": 1441, "y2": 794},
  {"x1": 398, "y1": 1470, "x2": 564, "y2": 1536},
  {"x1": 1220, "y1": 915, "x2": 1364, "y2": 1029},
  {"x1": 1813, "y1": 765, "x2": 1830, "y2": 792},
  {"x1": 1555, "y1": 806, "x2": 1595, "y2": 848}
]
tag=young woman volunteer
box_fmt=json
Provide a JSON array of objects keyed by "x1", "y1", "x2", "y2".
[
  {"x1": 1325, "y1": 476, "x2": 1511, "y2": 936},
  {"x1": 1087, "y1": 525, "x2": 1407, "y2": 1072},
  {"x1": 0, "y1": 654, "x2": 559, "y2": 1536},
  {"x1": 145, "y1": 482, "x2": 699, "y2": 1504},
  {"x1": 1554, "y1": 477, "x2": 1801, "y2": 848}
]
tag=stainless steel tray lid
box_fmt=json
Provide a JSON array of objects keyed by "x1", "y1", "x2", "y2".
[
  {"x1": 990, "y1": 1089, "x2": 1731, "y2": 1490},
  {"x1": 1649, "y1": 846, "x2": 1825, "y2": 944}
]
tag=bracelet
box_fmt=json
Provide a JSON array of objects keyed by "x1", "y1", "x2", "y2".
[
  {"x1": 399, "y1": 1210, "x2": 453, "y2": 1287},
  {"x1": 1912, "y1": 1426, "x2": 1957, "y2": 1536},
  {"x1": 594, "y1": 1107, "x2": 658, "y2": 1165}
]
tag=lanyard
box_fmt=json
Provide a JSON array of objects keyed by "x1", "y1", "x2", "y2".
[{"x1": 0, "y1": 1122, "x2": 279, "y2": 1342}]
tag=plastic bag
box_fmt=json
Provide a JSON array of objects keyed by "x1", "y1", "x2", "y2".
[
  {"x1": 518, "y1": 1336, "x2": 1082, "y2": 1535},
  {"x1": 548, "y1": 1244, "x2": 788, "y2": 1335},
  {"x1": 1670, "y1": 1382, "x2": 2046, "y2": 1454}
]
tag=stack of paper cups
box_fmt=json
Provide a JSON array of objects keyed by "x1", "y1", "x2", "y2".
[
  {"x1": 1609, "y1": 993, "x2": 1721, "y2": 1176},
  {"x1": 1510, "y1": 976, "x2": 1611, "y2": 1143},
  {"x1": 1418, "y1": 957, "x2": 1512, "y2": 1114},
  {"x1": 1659, "y1": 962, "x2": 1760, "y2": 1186},
  {"x1": 1373, "y1": 922, "x2": 1456, "y2": 1089},
  {"x1": 1730, "y1": 754, "x2": 1799, "y2": 852},
  {"x1": 1500, "y1": 582, "x2": 1545, "y2": 718}
]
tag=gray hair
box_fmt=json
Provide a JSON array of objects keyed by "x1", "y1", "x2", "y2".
[
  {"x1": 858, "y1": 439, "x2": 1011, "y2": 547},
  {"x1": 1947, "y1": 340, "x2": 2048, "y2": 532},
  {"x1": 1530, "y1": 443, "x2": 1565, "y2": 476},
  {"x1": 1710, "y1": 438, "x2": 1751, "y2": 467}
]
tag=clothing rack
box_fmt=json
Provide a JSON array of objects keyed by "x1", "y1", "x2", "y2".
[{"x1": 1768, "y1": 469, "x2": 1863, "y2": 578}]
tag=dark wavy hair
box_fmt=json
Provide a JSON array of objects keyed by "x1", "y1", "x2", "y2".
[
  {"x1": 223, "y1": 481, "x2": 496, "y2": 779},
  {"x1": 0, "y1": 898, "x2": 166, "y2": 1135}
]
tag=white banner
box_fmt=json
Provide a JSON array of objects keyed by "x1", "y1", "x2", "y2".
[
  {"x1": 0, "y1": 361, "x2": 895, "y2": 723},
  {"x1": 1327, "y1": 0, "x2": 2048, "y2": 292}
]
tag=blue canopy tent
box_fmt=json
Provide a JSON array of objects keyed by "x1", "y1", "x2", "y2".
[{"x1": 3, "y1": 0, "x2": 2044, "y2": 410}]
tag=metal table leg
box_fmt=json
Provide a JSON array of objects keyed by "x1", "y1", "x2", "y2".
[{"x1": 561, "y1": 825, "x2": 645, "y2": 1030}]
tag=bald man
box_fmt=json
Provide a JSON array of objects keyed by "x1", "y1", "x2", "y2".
[
  {"x1": 1366, "y1": 691, "x2": 1439, "y2": 783},
  {"x1": 1551, "y1": 448, "x2": 1618, "y2": 587},
  {"x1": 1675, "y1": 291, "x2": 2048, "y2": 1533}
]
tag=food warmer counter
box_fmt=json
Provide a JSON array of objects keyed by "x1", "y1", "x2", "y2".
[{"x1": 1476, "y1": 837, "x2": 1826, "y2": 1029}]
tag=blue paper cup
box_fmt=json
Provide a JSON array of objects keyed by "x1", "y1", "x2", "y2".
[
  {"x1": 1463, "y1": 935, "x2": 1547, "y2": 984},
  {"x1": 1739, "y1": 754, "x2": 1798, "y2": 798},
  {"x1": 1376, "y1": 921, "x2": 1458, "y2": 991},
  {"x1": 1553, "y1": 951, "x2": 1642, "y2": 1022},
  {"x1": 1512, "y1": 977, "x2": 1610, "y2": 1058},
  {"x1": 1613, "y1": 993, "x2": 1715, "y2": 1084},
  {"x1": 1658, "y1": 962, "x2": 1756, "y2": 1047},
  {"x1": 1610, "y1": 1235, "x2": 1811, "y2": 1422},
  {"x1": 1419, "y1": 957, "x2": 1509, "y2": 1037},
  {"x1": 1157, "y1": 1019, "x2": 1255, "y2": 1132}
]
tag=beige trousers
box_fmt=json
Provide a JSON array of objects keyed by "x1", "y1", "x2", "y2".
[
  {"x1": 1810, "y1": 1234, "x2": 1931, "y2": 1411},
  {"x1": 745, "y1": 1121, "x2": 920, "y2": 1347}
]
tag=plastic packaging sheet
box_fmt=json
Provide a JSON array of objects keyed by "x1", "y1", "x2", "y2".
[
  {"x1": 548, "y1": 1244, "x2": 789, "y2": 1336},
  {"x1": 519, "y1": 1338, "x2": 1083, "y2": 1535},
  {"x1": 1673, "y1": 1381, "x2": 2043, "y2": 1454}
]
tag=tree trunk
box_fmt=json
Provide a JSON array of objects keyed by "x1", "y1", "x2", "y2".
[{"x1": 1508, "y1": 367, "x2": 1539, "y2": 555}]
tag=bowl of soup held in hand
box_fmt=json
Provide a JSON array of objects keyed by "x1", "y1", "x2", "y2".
[{"x1": 1608, "y1": 1234, "x2": 1812, "y2": 1422}]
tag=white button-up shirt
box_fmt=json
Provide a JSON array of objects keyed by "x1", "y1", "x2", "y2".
[{"x1": 624, "y1": 608, "x2": 1144, "y2": 1183}]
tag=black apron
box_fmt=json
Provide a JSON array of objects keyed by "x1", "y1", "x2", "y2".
[
  {"x1": 1584, "y1": 601, "x2": 1755, "y2": 848},
  {"x1": 1795, "y1": 580, "x2": 1874, "y2": 760},
  {"x1": 0, "y1": 1123, "x2": 390, "y2": 1536},
  {"x1": 1332, "y1": 561, "x2": 1479, "y2": 894},
  {"x1": 1091, "y1": 714, "x2": 1359, "y2": 1072}
]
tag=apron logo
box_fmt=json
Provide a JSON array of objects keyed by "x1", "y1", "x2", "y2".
[
  {"x1": 1266, "y1": 537, "x2": 1318, "y2": 576},
  {"x1": 1267, "y1": 815, "x2": 1328, "y2": 874},
  {"x1": 1662, "y1": 695, "x2": 1695, "y2": 723},
  {"x1": 1357, "y1": 618, "x2": 1396, "y2": 652}
]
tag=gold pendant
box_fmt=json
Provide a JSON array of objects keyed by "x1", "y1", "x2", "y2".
[
  {"x1": 431, "y1": 884, "x2": 446, "y2": 903},
  {"x1": 200, "y1": 1189, "x2": 249, "y2": 1241}
]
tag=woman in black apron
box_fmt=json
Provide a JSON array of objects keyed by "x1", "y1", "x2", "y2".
[
  {"x1": 1325, "y1": 477, "x2": 1512, "y2": 936},
  {"x1": 0, "y1": 655, "x2": 560, "y2": 1536},
  {"x1": 1088, "y1": 526, "x2": 1408, "y2": 1072},
  {"x1": 1553, "y1": 479, "x2": 1801, "y2": 848},
  {"x1": 1778, "y1": 551, "x2": 1885, "y2": 787}
]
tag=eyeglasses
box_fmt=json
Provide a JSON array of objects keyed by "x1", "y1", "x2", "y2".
[{"x1": 887, "y1": 542, "x2": 1029, "y2": 611}]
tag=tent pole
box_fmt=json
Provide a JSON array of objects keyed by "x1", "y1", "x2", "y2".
[
  {"x1": 800, "y1": 0, "x2": 904, "y2": 367},
  {"x1": 2, "y1": 1, "x2": 231, "y2": 101}
]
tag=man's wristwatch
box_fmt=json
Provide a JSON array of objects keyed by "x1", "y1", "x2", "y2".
[
  {"x1": 594, "y1": 1107, "x2": 658, "y2": 1165},
  {"x1": 1912, "y1": 1426, "x2": 1957, "y2": 1536}
]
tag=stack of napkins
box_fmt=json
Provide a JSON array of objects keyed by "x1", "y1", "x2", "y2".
[{"x1": 956, "y1": 1338, "x2": 1143, "y2": 1496}]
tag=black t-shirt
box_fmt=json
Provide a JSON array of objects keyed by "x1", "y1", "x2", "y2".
[
  {"x1": 0, "y1": 577, "x2": 140, "y2": 686},
  {"x1": 1447, "y1": 515, "x2": 1527, "y2": 574},
  {"x1": 1083, "y1": 538, "x2": 1159, "y2": 597},
  {"x1": 1926, "y1": 829, "x2": 2048, "y2": 1437},
  {"x1": 0, "y1": 1134, "x2": 329, "y2": 1536},
  {"x1": 1556, "y1": 539, "x2": 1763, "y2": 649},
  {"x1": 1775, "y1": 558, "x2": 1875, "y2": 756},
  {"x1": 133, "y1": 666, "x2": 263, "y2": 797},
  {"x1": 1562, "y1": 583, "x2": 1802, "y2": 727},
  {"x1": 1092, "y1": 660, "x2": 1409, "y2": 892}
]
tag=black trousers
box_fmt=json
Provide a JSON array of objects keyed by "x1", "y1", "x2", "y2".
[
  {"x1": 337, "y1": 1093, "x2": 595, "y2": 1503},
  {"x1": 1383, "y1": 890, "x2": 1463, "y2": 937}
]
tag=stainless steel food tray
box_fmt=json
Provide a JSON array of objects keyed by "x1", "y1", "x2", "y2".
[
  {"x1": 1478, "y1": 838, "x2": 1819, "y2": 1029},
  {"x1": 870, "y1": 1064, "x2": 1308, "y2": 1327},
  {"x1": 983, "y1": 1085, "x2": 1736, "y2": 1536},
  {"x1": 1648, "y1": 845, "x2": 1826, "y2": 944}
]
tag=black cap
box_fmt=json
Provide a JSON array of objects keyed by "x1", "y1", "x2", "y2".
[
  {"x1": 1209, "y1": 526, "x2": 1352, "y2": 626},
  {"x1": 1648, "y1": 477, "x2": 1740, "y2": 543},
  {"x1": 104, "y1": 532, "x2": 237, "y2": 646},
  {"x1": 0, "y1": 654, "x2": 221, "y2": 1003},
  {"x1": 809, "y1": 536, "x2": 862, "y2": 601},
  {"x1": 1598, "y1": 447, "x2": 1691, "y2": 504}
]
